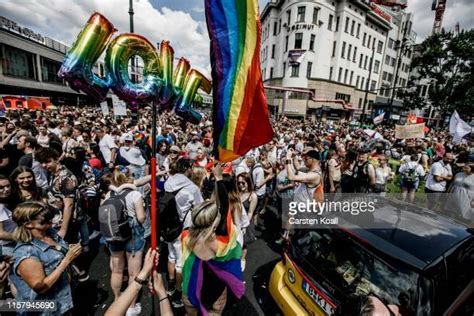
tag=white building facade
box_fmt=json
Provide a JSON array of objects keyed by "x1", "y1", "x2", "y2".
[{"x1": 260, "y1": 0, "x2": 414, "y2": 122}]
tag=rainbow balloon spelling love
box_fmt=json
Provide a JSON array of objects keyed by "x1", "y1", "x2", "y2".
[{"x1": 58, "y1": 12, "x2": 210, "y2": 124}]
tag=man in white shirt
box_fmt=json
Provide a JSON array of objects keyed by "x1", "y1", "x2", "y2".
[
  {"x1": 425, "y1": 152, "x2": 454, "y2": 209},
  {"x1": 95, "y1": 127, "x2": 118, "y2": 170}
]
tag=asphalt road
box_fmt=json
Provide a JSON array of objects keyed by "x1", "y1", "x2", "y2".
[{"x1": 71, "y1": 206, "x2": 282, "y2": 316}]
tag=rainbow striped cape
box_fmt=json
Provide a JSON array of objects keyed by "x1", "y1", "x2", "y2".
[
  {"x1": 181, "y1": 210, "x2": 244, "y2": 315},
  {"x1": 205, "y1": 0, "x2": 274, "y2": 162}
]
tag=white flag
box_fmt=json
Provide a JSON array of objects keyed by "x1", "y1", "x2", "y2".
[
  {"x1": 373, "y1": 112, "x2": 385, "y2": 125},
  {"x1": 449, "y1": 111, "x2": 472, "y2": 144}
]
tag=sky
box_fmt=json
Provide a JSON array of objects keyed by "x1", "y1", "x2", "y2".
[{"x1": 0, "y1": 0, "x2": 472, "y2": 77}]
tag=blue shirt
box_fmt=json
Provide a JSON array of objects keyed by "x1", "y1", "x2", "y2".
[
  {"x1": 156, "y1": 134, "x2": 174, "y2": 145},
  {"x1": 10, "y1": 229, "x2": 73, "y2": 315}
]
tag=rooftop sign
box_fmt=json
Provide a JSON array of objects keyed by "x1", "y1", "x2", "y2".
[{"x1": 0, "y1": 16, "x2": 45, "y2": 44}]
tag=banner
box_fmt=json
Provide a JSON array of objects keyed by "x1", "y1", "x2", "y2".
[
  {"x1": 112, "y1": 95, "x2": 127, "y2": 116},
  {"x1": 395, "y1": 123, "x2": 425, "y2": 139},
  {"x1": 100, "y1": 101, "x2": 109, "y2": 116},
  {"x1": 288, "y1": 49, "x2": 306, "y2": 65}
]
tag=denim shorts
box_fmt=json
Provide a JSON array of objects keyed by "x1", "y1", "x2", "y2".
[{"x1": 107, "y1": 219, "x2": 145, "y2": 254}]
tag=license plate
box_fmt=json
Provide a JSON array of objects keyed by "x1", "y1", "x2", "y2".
[{"x1": 302, "y1": 280, "x2": 337, "y2": 315}]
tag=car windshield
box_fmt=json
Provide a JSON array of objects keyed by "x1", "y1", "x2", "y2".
[{"x1": 291, "y1": 230, "x2": 423, "y2": 315}]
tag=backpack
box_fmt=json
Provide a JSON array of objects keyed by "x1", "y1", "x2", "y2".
[
  {"x1": 156, "y1": 188, "x2": 187, "y2": 242},
  {"x1": 98, "y1": 189, "x2": 132, "y2": 242},
  {"x1": 402, "y1": 166, "x2": 419, "y2": 185}
]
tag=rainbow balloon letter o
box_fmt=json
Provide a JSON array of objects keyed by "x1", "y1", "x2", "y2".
[{"x1": 106, "y1": 34, "x2": 162, "y2": 105}]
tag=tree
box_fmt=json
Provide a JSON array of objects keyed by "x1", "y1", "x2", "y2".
[{"x1": 404, "y1": 29, "x2": 474, "y2": 119}]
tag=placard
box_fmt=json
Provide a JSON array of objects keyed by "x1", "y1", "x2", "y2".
[
  {"x1": 395, "y1": 123, "x2": 425, "y2": 139},
  {"x1": 100, "y1": 101, "x2": 109, "y2": 116}
]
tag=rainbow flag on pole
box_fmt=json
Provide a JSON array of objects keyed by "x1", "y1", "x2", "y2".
[{"x1": 205, "y1": 0, "x2": 274, "y2": 162}]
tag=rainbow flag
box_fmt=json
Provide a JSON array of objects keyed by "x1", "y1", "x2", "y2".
[
  {"x1": 205, "y1": 0, "x2": 274, "y2": 162},
  {"x1": 181, "y1": 210, "x2": 244, "y2": 315}
]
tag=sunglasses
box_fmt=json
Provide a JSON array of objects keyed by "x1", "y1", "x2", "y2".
[
  {"x1": 237, "y1": 181, "x2": 247, "y2": 186},
  {"x1": 171, "y1": 151, "x2": 180, "y2": 154}
]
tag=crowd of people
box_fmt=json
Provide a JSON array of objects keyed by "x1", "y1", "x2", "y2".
[{"x1": 0, "y1": 105, "x2": 472, "y2": 315}]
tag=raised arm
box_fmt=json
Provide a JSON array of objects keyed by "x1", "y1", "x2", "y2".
[{"x1": 212, "y1": 164, "x2": 230, "y2": 236}]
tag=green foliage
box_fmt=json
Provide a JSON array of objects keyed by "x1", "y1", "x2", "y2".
[{"x1": 405, "y1": 29, "x2": 474, "y2": 117}]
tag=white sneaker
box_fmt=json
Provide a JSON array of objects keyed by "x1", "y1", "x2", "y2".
[
  {"x1": 241, "y1": 259, "x2": 246, "y2": 272},
  {"x1": 125, "y1": 303, "x2": 142, "y2": 316},
  {"x1": 89, "y1": 230, "x2": 101, "y2": 240}
]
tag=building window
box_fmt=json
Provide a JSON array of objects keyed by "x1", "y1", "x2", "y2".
[
  {"x1": 309, "y1": 34, "x2": 315, "y2": 51},
  {"x1": 387, "y1": 73, "x2": 393, "y2": 83},
  {"x1": 341, "y1": 41, "x2": 346, "y2": 58},
  {"x1": 359, "y1": 54, "x2": 363, "y2": 68},
  {"x1": 364, "y1": 55, "x2": 368, "y2": 69},
  {"x1": 285, "y1": 36, "x2": 289, "y2": 52},
  {"x1": 391, "y1": 57, "x2": 396, "y2": 67},
  {"x1": 356, "y1": 23, "x2": 361, "y2": 38},
  {"x1": 270, "y1": 67, "x2": 274, "y2": 79},
  {"x1": 385, "y1": 55, "x2": 390, "y2": 65},
  {"x1": 370, "y1": 80, "x2": 377, "y2": 91},
  {"x1": 294, "y1": 33, "x2": 303, "y2": 49},
  {"x1": 335, "y1": 92, "x2": 351, "y2": 103},
  {"x1": 335, "y1": 16, "x2": 340, "y2": 32},
  {"x1": 382, "y1": 71, "x2": 388, "y2": 80},
  {"x1": 328, "y1": 14, "x2": 333, "y2": 30},
  {"x1": 385, "y1": 87, "x2": 391, "y2": 97},
  {"x1": 287, "y1": 10, "x2": 291, "y2": 25},
  {"x1": 313, "y1": 8, "x2": 319, "y2": 24},
  {"x1": 350, "y1": 71, "x2": 354, "y2": 85},
  {"x1": 41, "y1": 57, "x2": 63, "y2": 84},
  {"x1": 388, "y1": 38, "x2": 394, "y2": 49},
  {"x1": 329, "y1": 66, "x2": 333, "y2": 80},
  {"x1": 377, "y1": 40, "x2": 383, "y2": 53},
  {"x1": 362, "y1": 33, "x2": 366, "y2": 46},
  {"x1": 353, "y1": 47, "x2": 357, "y2": 62},
  {"x1": 297, "y1": 6, "x2": 306, "y2": 22},
  {"x1": 332, "y1": 41, "x2": 337, "y2": 57},
  {"x1": 307, "y1": 62, "x2": 312, "y2": 78},
  {"x1": 368, "y1": 35, "x2": 372, "y2": 48},
  {"x1": 273, "y1": 22, "x2": 278, "y2": 35},
  {"x1": 358, "y1": 98, "x2": 363, "y2": 108},
  {"x1": 271, "y1": 45, "x2": 276, "y2": 59},
  {"x1": 279, "y1": 19, "x2": 282, "y2": 33},
  {"x1": 344, "y1": 69, "x2": 348, "y2": 84},
  {"x1": 344, "y1": 17, "x2": 350, "y2": 33},
  {"x1": 291, "y1": 64, "x2": 300, "y2": 77},
  {"x1": 351, "y1": 20, "x2": 355, "y2": 35},
  {"x1": 338, "y1": 67, "x2": 342, "y2": 82},
  {"x1": 361, "y1": 77, "x2": 365, "y2": 90},
  {"x1": 2, "y1": 44, "x2": 37, "y2": 80},
  {"x1": 283, "y1": 62, "x2": 286, "y2": 77},
  {"x1": 347, "y1": 44, "x2": 352, "y2": 60},
  {"x1": 356, "y1": 75, "x2": 360, "y2": 88},
  {"x1": 374, "y1": 60, "x2": 380, "y2": 74}
]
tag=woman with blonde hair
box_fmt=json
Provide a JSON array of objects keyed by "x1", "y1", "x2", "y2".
[
  {"x1": 181, "y1": 165, "x2": 245, "y2": 315},
  {"x1": 10, "y1": 201, "x2": 82, "y2": 315},
  {"x1": 103, "y1": 165, "x2": 146, "y2": 315}
]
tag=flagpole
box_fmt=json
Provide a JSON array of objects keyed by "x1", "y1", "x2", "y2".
[{"x1": 150, "y1": 100, "x2": 158, "y2": 253}]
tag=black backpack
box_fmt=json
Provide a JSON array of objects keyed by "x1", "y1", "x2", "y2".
[
  {"x1": 98, "y1": 189, "x2": 132, "y2": 242},
  {"x1": 157, "y1": 188, "x2": 187, "y2": 242}
]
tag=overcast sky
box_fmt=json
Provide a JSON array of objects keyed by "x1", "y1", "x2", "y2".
[{"x1": 1, "y1": 0, "x2": 472, "y2": 77}]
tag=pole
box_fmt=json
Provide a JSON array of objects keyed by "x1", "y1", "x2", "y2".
[
  {"x1": 129, "y1": 0, "x2": 134, "y2": 33},
  {"x1": 150, "y1": 100, "x2": 157, "y2": 251},
  {"x1": 361, "y1": 42, "x2": 375, "y2": 124}
]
